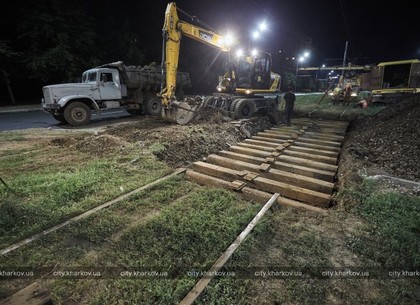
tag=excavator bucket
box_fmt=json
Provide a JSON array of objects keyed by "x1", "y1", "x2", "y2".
[
  {"x1": 175, "y1": 101, "x2": 201, "y2": 125},
  {"x1": 162, "y1": 98, "x2": 203, "y2": 125}
]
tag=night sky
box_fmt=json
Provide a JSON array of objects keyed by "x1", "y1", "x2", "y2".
[
  {"x1": 1, "y1": 0, "x2": 419, "y2": 99},
  {"x1": 172, "y1": 0, "x2": 419, "y2": 65},
  {"x1": 2, "y1": 0, "x2": 418, "y2": 63}
]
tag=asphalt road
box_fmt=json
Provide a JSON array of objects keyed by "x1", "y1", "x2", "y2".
[{"x1": 0, "y1": 109, "x2": 134, "y2": 131}]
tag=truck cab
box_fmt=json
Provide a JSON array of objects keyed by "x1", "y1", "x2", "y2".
[
  {"x1": 42, "y1": 67, "x2": 126, "y2": 126},
  {"x1": 81, "y1": 68, "x2": 123, "y2": 100}
]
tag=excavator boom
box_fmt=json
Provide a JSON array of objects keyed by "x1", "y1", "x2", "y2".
[
  {"x1": 159, "y1": 2, "x2": 281, "y2": 124},
  {"x1": 160, "y1": 2, "x2": 231, "y2": 122}
]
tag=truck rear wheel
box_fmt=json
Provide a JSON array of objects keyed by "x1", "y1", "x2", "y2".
[
  {"x1": 144, "y1": 97, "x2": 162, "y2": 116},
  {"x1": 64, "y1": 102, "x2": 91, "y2": 126}
]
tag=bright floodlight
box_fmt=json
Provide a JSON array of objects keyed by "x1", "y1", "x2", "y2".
[
  {"x1": 252, "y1": 31, "x2": 260, "y2": 39},
  {"x1": 303, "y1": 51, "x2": 310, "y2": 57},
  {"x1": 225, "y1": 33, "x2": 234, "y2": 46},
  {"x1": 236, "y1": 49, "x2": 244, "y2": 57},
  {"x1": 322, "y1": 64, "x2": 326, "y2": 67},
  {"x1": 259, "y1": 21, "x2": 267, "y2": 31},
  {"x1": 251, "y1": 49, "x2": 258, "y2": 56},
  {"x1": 298, "y1": 56, "x2": 305, "y2": 62}
]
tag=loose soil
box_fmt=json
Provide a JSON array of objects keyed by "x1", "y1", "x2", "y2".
[
  {"x1": 50, "y1": 113, "x2": 272, "y2": 167},
  {"x1": 339, "y1": 96, "x2": 420, "y2": 190}
]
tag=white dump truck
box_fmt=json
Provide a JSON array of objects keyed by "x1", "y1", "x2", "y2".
[{"x1": 41, "y1": 61, "x2": 190, "y2": 126}]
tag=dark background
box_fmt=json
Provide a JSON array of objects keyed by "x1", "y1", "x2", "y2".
[{"x1": 0, "y1": 0, "x2": 418, "y2": 104}]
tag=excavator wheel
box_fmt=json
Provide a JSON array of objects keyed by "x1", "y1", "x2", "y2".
[
  {"x1": 229, "y1": 98, "x2": 242, "y2": 112},
  {"x1": 233, "y1": 99, "x2": 255, "y2": 119},
  {"x1": 203, "y1": 96, "x2": 215, "y2": 108}
]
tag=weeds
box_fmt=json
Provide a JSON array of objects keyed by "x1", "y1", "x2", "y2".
[
  {"x1": 0, "y1": 145, "x2": 170, "y2": 248},
  {"x1": 347, "y1": 179, "x2": 420, "y2": 267}
]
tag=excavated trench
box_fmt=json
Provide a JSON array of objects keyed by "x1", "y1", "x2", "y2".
[{"x1": 186, "y1": 118, "x2": 349, "y2": 210}]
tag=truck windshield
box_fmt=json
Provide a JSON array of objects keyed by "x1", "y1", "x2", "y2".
[{"x1": 82, "y1": 71, "x2": 97, "y2": 83}]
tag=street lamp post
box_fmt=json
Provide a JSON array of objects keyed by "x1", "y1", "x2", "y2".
[
  {"x1": 248, "y1": 22, "x2": 267, "y2": 50},
  {"x1": 295, "y1": 51, "x2": 310, "y2": 92}
]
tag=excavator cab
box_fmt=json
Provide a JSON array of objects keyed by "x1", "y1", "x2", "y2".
[
  {"x1": 233, "y1": 52, "x2": 273, "y2": 94},
  {"x1": 218, "y1": 51, "x2": 275, "y2": 94}
]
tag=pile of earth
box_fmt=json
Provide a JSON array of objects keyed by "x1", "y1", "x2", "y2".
[
  {"x1": 341, "y1": 95, "x2": 420, "y2": 184},
  {"x1": 50, "y1": 134, "x2": 128, "y2": 157},
  {"x1": 106, "y1": 115, "x2": 272, "y2": 167}
]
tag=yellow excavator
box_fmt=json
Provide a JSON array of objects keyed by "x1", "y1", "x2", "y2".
[{"x1": 159, "y1": 2, "x2": 281, "y2": 124}]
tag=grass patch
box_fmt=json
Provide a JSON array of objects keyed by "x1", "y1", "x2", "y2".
[
  {"x1": 344, "y1": 179, "x2": 420, "y2": 267},
  {"x1": 0, "y1": 131, "x2": 26, "y2": 141},
  {"x1": 294, "y1": 93, "x2": 384, "y2": 119},
  {"x1": 107, "y1": 188, "x2": 259, "y2": 269},
  {"x1": 0, "y1": 143, "x2": 170, "y2": 248},
  {"x1": 70, "y1": 188, "x2": 259, "y2": 304}
]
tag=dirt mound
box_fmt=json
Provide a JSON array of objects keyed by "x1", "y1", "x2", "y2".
[
  {"x1": 343, "y1": 97, "x2": 420, "y2": 182},
  {"x1": 107, "y1": 116, "x2": 272, "y2": 167},
  {"x1": 50, "y1": 135, "x2": 128, "y2": 156}
]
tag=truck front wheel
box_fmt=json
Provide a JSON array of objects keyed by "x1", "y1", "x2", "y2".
[
  {"x1": 64, "y1": 102, "x2": 91, "y2": 126},
  {"x1": 52, "y1": 113, "x2": 67, "y2": 124}
]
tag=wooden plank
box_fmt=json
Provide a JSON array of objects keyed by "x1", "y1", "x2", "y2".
[
  {"x1": 277, "y1": 155, "x2": 338, "y2": 172},
  {"x1": 267, "y1": 168, "x2": 334, "y2": 194},
  {"x1": 277, "y1": 196, "x2": 328, "y2": 213},
  {"x1": 186, "y1": 169, "x2": 233, "y2": 189},
  {"x1": 207, "y1": 155, "x2": 334, "y2": 194},
  {"x1": 295, "y1": 137, "x2": 342, "y2": 147},
  {"x1": 251, "y1": 177, "x2": 331, "y2": 207},
  {"x1": 283, "y1": 150, "x2": 338, "y2": 165},
  {"x1": 179, "y1": 193, "x2": 280, "y2": 305},
  {"x1": 191, "y1": 162, "x2": 330, "y2": 206},
  {"x1": 207, "y1": 154, "x2": 261, "y2": 173},
  {"x1": 192, "y1": 161, "x2": 240, "y2": 181},
  {"x1": 237, "y1": 142, "x2": 275, "y2": 152},
  {"x1": 263, "y1": 130, "x2": 298, "y2": 137},
  {"x1": 186, "y1": 170, "x2": 327, "y2": 214},
  {"x1": 273, "y1": 161, "x2": 336, "y2": 182},
  {"x1": 287, "y1": 145, "x2": 339, "y2": 158},
  {"x1": 293, "y1": 141, "x2": 341, "y2": 153},
  {"x1": 251, "y1": 136, "x2": 287, "y2": 144},
  {"x1": 243, "y1": 138, "x2": 279, "y2": 148},
  {"x1": 218, "y1": 150, "x2": 266, "y2": 165},
  {"x1": 1, "y1": 169, "x2": 187, "y2": 256},
  {"x1": 256, "y1": 132, "x2": 293, "y2": 140},
  {"x1": 229, "y1": 146, "x2": 271, "y2": 158},
  {"x1": 0, "y1": 282, "x2": 51, "y2": 305}
]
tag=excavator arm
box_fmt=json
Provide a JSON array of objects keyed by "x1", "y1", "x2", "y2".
[{"x1": 159, "y1": 2, "x2": 232, "y2": 120}]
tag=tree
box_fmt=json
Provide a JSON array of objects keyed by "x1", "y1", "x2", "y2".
[
  {"x1": 0, "y1": 40, "x2": 21, "y2": 104},
  {"x1": 19, "y1": 0, "x2": 99, "y2": 83}
]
